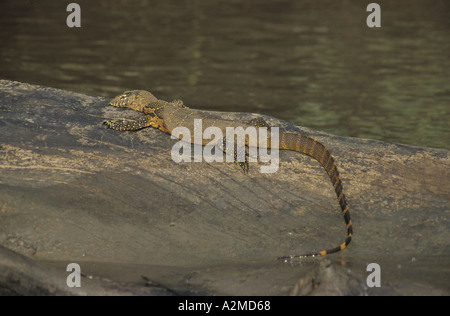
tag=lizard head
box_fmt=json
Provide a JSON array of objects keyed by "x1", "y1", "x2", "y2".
[{"x1": 109, "y1": 90, "x2": 158, "y2": 112}]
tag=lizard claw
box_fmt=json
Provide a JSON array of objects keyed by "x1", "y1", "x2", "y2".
[
  {"x1": 103, "y1": 120, "x2": 114, "y2": 128},
  {"x1": 238, "y1": 161, "x2": 249, "y2": 174}
]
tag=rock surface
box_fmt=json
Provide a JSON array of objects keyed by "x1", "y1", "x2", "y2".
[{"x1": 0, "y1": 80, "x2": 448, "y2": 295}]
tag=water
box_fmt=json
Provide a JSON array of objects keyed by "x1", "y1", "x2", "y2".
[{"x1": 0, "y1": 0, "x2": 449, "y2": 149}]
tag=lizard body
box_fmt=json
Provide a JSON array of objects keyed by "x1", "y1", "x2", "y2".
[{"x1": 104, "y1": 90, "x2": 353, "y2": 259}]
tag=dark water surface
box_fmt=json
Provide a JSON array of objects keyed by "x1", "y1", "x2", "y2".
[{"x1": 0, "y1": 0, "x2": 449, "y2": 149}]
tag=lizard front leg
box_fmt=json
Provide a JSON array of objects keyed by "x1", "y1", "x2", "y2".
[
  {"x1": 104, "y1": 115, "x2": 154, "y2": 131},
  {"x1": 104, "y1": 114, "x2": 171, "y2": 134}
]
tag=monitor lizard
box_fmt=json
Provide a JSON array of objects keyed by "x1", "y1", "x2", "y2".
[{"x1": 104, "y1": 90, "x2": 353, "y2": 260}]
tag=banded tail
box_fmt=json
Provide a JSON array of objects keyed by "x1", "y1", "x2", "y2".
[{"x1": 277, "y1": 132, "x2": 353, "y2": 260}]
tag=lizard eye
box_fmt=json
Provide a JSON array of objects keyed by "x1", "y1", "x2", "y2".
[{"x1": 121, "y1": 92, "x2": 133, "y2": 99}]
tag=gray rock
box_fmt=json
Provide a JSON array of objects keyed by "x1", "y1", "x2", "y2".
[{"x1": 0, "y1": 80, "x2": 448, "y2": 295}]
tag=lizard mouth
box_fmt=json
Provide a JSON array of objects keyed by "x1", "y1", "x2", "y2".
[
  {"x1": 109, "y1": 99, "x2": 128, "y2": 108},
  {"x1": 109, "y1": 91, "x2": 135, "y2": 108}
]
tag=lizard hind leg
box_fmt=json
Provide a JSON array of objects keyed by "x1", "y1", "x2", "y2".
[
  {"x1": 247, "y1": 117, "x2": 271, "y2": 128},
  {"x1": 219, "y1": 138, "x2": 249, "y2": 174},
  {"x1": 172, "y1": 99, "x2": 188, "y2": 109}
]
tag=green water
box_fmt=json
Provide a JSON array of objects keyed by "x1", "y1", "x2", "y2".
[{"x1": 0, "y1": 0, "x2": 449, "y2": 149}]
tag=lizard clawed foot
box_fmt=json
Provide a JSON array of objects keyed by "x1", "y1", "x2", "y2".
[
  {"x1": 103, "y1": 120, "x2": 115, "y2": 128},
  {"x1": 103, "y1": 120, "x2": 127, "y2": 131},
  {"x1": 238, "y1": 161, "x2": 249, "y2": 174},
  {"x1": 103, "y1": 117, "x2": 152, "y2": 131}
]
